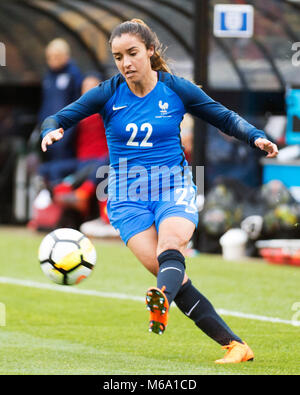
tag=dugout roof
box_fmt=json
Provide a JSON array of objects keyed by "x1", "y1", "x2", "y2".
[{"x1": 0, "y1": 0, "x2": 299, "y2": 91}]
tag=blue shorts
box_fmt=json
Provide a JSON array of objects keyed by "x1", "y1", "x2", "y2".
[{"x1": 107, "y1": 185, "x2": 199, "y2": 245}]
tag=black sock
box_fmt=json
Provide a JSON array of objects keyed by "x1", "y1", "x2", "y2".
[
  {"x1": 174, "y1": 279, "x2": 243, "y2": 346},
  {"x1": 157, "y1": 249, "x2": 185, "y2": 306}
]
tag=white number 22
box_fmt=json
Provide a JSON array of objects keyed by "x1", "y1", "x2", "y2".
[{"x1": 126, "y1": 123, "x2": 153, "y2": 147}]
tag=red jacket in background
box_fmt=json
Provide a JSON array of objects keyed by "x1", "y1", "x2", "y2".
[{"x1": 76, "y1": 113, "x2": 108, "y2": 160}]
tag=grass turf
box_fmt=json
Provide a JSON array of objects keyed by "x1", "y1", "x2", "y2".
[{"x1": 0, "y1": 227, "x2": 299, "y2": 375}]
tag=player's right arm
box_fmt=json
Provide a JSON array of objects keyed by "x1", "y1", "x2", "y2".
[
  {"x1": 40, "y1": 85, "x2": 104, "y2": 152},
  {"x1": 40, "y1": 76, "x2": 118, "y2": 152},
  {"x1": 41, "y1": 127, "x2": 64, "y2": 152}
]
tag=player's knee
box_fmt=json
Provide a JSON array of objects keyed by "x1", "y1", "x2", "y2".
[{"x1": 157, "y1": 235, "x2": 187, "y2": 255}]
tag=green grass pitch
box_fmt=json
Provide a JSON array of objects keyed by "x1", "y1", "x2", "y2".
[{"x1": 0, "y1": 227, "x2": 299, "y2": 375}]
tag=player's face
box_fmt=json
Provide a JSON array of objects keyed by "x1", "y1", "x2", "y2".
[{"x1": 111, "y1": 33, "x2": 154, "y2": 84}]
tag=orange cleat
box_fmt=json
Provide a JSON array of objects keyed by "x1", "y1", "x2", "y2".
[
  {"x1": 215, "y1": 340, "x2": 254, "y2": 364},
  {"x1": 145, "y1": 286, "x2": 169, "y2": 335}
]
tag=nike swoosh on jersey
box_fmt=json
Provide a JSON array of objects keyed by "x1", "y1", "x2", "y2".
[{"x1": 113, "y1": 105, "x2": 128, "y2": 111}]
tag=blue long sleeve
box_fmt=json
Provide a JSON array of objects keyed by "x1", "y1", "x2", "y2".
[
  {"x1": 40, "y1": 86, "x2": 106, "y2": 138},
  {"x1": 163, "y1": 73, "x2": 266, "y2": 148},
  {"x1": 40, "y1": 75, "x2": 120, "y2": 138}
]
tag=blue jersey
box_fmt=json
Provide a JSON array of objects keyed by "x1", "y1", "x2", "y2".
[{"x1": 41, "y1": 71, "x2": 266, "y2": 201}]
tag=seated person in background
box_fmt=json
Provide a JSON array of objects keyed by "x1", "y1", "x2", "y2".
[
  {"x1": 53, "y1": 72, "x2": 118, "y2": 237},
  {"x1": 38, "y1": 38, "x2": 83, "y2": 186}
]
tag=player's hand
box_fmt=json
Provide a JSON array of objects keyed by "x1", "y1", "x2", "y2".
[
  {"x1": 254, "y1": 137, "x2": 278, "y2": 158},
  {"x1": 41, "y1": 128, "x2": 64, "y2": 152}
]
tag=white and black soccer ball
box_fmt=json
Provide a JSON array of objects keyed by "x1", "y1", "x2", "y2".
[{"x1": 38, "y1": 228, "x2": 97, "y2": 285}]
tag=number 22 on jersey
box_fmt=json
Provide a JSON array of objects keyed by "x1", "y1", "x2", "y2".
[{"x1": 126, "y1": 122, "x2": 153, "y2": 147}]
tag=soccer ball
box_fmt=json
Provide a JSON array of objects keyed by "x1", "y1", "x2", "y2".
[{"x1": 38, "y1": 228, "x2": 97, "y2": 285}]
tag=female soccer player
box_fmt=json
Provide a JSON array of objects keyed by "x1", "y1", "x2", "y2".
[{"x1": 40, "y1": 19, "x2": 278, "y2": 364}]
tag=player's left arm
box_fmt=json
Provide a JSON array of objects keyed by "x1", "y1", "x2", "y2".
[
  {"x1": 168, "y1": 75, "x2": 278, "y2": 157},
  {"x1": 254, "y1": 137, "x2": 278, "y2": 158}
]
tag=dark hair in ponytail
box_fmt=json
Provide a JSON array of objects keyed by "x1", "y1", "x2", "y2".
[{"x1": 109, "y1": 19, "x2": 171, "y2": 73}]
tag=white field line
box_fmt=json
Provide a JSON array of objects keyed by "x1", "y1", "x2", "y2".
[{"x1": 0, "y1": 276, "x2": 299, "y2": 327}]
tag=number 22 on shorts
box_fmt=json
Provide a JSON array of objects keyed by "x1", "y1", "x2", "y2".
[{"x1": 175, "y1": 187, "x2": 197, "y2": 213}]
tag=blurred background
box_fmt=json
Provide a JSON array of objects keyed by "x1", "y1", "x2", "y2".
[{"x1": 0, "y1": 0, "x2": 300, "y2": 260}]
